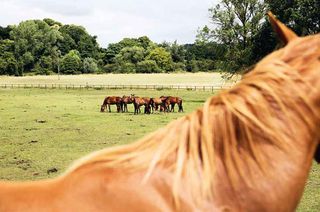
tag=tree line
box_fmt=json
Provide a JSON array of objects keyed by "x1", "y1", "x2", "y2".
[{"x1": 0, "y1": 0, "x2": 319, "y2": 76}]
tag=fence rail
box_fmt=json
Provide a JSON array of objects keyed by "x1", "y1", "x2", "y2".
[{"x1": 0, "y1": 83, "x2": 234, "y2": 91}]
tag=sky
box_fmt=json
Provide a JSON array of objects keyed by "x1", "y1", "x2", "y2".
[{"x1": 0, "y1": 0, "x2": 217, "y2": 47}]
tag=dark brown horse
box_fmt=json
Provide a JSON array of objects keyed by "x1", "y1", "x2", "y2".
[
  {"x1": 0, "y1": 13, "x2": 319, "y2": 211},
  {"x1": 100, "y1": 96, "x2": 122, "y2": 113},
  {"x1": 122, "y1": 95, "x2": 134, "y2": 112}
]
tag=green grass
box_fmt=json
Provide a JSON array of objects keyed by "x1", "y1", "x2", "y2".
[
  {"x1": 0, "y1": 88, "x2": 211, "y2": 180},
  {"x1": 0, "y1": 88, "x2": 318, "y2": 211}
]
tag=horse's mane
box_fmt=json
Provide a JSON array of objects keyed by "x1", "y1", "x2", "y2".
[{"x1": 66, "y1": 37, "x2": 319, "y2": 207}]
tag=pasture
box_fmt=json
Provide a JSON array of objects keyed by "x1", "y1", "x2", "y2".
[
  {"x1": 0, "y1": 88, "x2": 318, "y2": 211},
  {"x1": 0, "y1": 72, "x2": 240, "y2": 87}
]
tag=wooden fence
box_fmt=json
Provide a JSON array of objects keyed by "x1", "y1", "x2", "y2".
[{"x1": 0, "y1": 83, "x2": 234, "y2": 92}]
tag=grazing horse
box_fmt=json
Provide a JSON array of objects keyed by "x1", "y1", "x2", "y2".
[
  {"x1": 133, "y1": 97, "x2": 151, "y2": 115},
  {"x1": 142, "y1": 97, "x2": 152, "y2": 114},
  {"x1": 160, "y1": 95, "x2": 170, "y2": 112},
  {"x1": 165, "y1": 96, "x2": 183, "y2": 112},
  {"x1": 151, "y1": 98, "x2": 163, "y2": 112},
  {"x1": 0, "y1": 13, "x2": 319, "y2": 211},
  {"x1": 100, "y1": 96, "x2": 122, "y2": 113},
  {"x1": 122, "y1": 95, "x2": 134, "y2": 112}
]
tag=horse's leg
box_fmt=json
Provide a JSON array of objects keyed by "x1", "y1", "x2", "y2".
[
  {"x1": 179, "y1": 102, "x2": 183, "y2": 112},
  {"x1": 171, "y1": 103, "x2": 175, "y2": 112},
  {"x1": 134, "y1": 103, "x2": 137, "y2": 115},
  {"x1": 108, "y1": 104, "x2": 111, "y2": 112}
]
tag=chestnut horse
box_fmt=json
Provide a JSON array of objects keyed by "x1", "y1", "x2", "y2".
[
  {"x1": 133, "y1": 97, "x2": 151, "y2": 115},
  {"x1": 160, "y1": 96, "x2": 183, "y2": 112},
  {"x1": 160, "y1": 95, "x2": 170, "y2": 112},
  {"x1": 122, "y1": 95, "x2": 134, "y2": 112},
  {"x1": 0, "y1": 13, "x2": 319, "y2": 211},
  {"x1": 150, "y1": 97, "x2": 163, "y2": 112},
  {"x1": 165, "y1": 96, "x2": 183, "y2": 112},
  {"x1": 100, "y1": 96, "x2": 122, "y2": 113}
]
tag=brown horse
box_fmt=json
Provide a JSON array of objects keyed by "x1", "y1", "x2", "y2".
[
  {"x1": 165, "y1": 96, "x2": 183, "y2": 112},
  {"x1": 122, "y1": 95, "x2": 135, "y2": 112},
  {"x1": 160, "y1": 95, "x2": 170, "y2": 112},
  {"x1": 150, "y1": 97, "x2": 163, "y2": 112},
  {"x1": 133, "y1": 97, "x2": 151, "y2": 115},
  {"x1": 142, "y1": 97, "x2": 152, "y2": 114},
  {"x1": 0, "y1": 13, "x2": 319, "y2": 211},
  {"x1": 100, "y1": 96, "x2": 122, "y2": 113}
]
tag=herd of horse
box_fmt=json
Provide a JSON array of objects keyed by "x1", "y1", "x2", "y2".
[{"x1": 100, "y1": 95, "x2": 183, "y2": 114}]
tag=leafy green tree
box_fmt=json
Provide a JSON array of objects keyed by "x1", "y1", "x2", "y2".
[
  {"x1": 78, "y1": 35, "x2": 99, "y2": 59},
  {"x1": 0, "y1": 26, "x2": 13, "y2": 40},
  {"x1": 10, "y1": 20, "x2": 62, "y2": 74},
  {"x1": 265, "y1": 0, "x2": 320, "y2": 35},
  {"x1": 161, "y1": 41, "x2": 186, "y2": 63},
  {"x1": 136, "y1": 60, "x2": 161, "y2": 73},
  {"x1": 0, "y1": 39, "x2": 19, "y2": 75},
  {"x1": 61, "y1": 50, "x2": 81, "y2": 74},
  {"x1": 82, "y1": 57, "x2": 98, "y2": 73},
  {"x1": 252, "y1": 0, "x2": 320, "y2": 63},
  {"x1": 137, "y1": 36, "x2": 153, "y2": 49},
  {"x1": 146, "y1": 47, "x2": 173, "y2": 72},
  {"x1": 115, "y1": 46, "x2": 145, "y2": 64},
  {"x1": 0, "y1": 52, "x2": 19, "y2": 75},
  {"x1": 121, "y1": 62, "x2": 136, "y2": 73},
  {"x1": 186, "y1": 59, "x2": 199, "y2": 72},
  {"x1": 199, "y1": 0, "x2": 266, "y2": 72},
  {"x1": 43, "y1": 18, "x2": 62, "y2": 27},
  {"x1": 103, "y1": 36, "x2": 153, "y2": 64},
  {"x1": 173, "y1": 62, "x2": 186, "y2": 72}
]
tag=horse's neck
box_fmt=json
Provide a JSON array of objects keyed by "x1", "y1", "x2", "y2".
[
  {"x1": 0, "y1": 179, "x2": 61, "y2": 211},
  {"x1": 213, "y1": 119, "x2": 317, "y2": 211}
]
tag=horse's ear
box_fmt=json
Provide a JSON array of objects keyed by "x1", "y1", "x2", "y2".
[{"x1": 267, "y1": 11, "x2": 298, "y2": 45}]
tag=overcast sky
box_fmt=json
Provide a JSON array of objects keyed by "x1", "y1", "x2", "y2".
[{"x1": 0, "y1": 0, "x2": 217, "y2": 47}]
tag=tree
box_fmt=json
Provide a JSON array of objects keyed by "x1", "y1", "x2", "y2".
[
  {"x1": 0, "y1": 26, "x2": 13, "y2": 40},
  {"x1": 82, "y1": 57, "x2": 98, "y2": 73},
  {"x1": 251, "y1": 0, "x2": 320, "y2": 63},
  {"x1": 265, "y1": 0, "x2": 320, "y2": 35},
  {"x1": 61, "y1": 50, "x2": 81, "y2": 74},
  {"x1": 146, "y1": 47, "x2": 173, "y2": 72},
  {"x1": 103, "y1": 36, "x2": 154, "y2": 64},
  {"x1": 198, "y1": 0, "x2": 266, "y2": 72},
  {"x1": 136, "y1": 60, "x2": 161, "y2": 73},
  {"x1": 0, "y1": 52, "x2": 19, "y2": 75},
  {"x1": 115, "y1": 46, "x2": 145, "y2": 64},
  {"x1": 10, "y1": 20, "x2": 62, "y2": 74}
]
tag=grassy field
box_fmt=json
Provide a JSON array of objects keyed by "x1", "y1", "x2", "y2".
[
  {"x1": 0, "y1": 73, "x2": 240, "y2": 86},
  {"x1": 0, "y1": 88, "x2": 318, "y2": 211}
]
